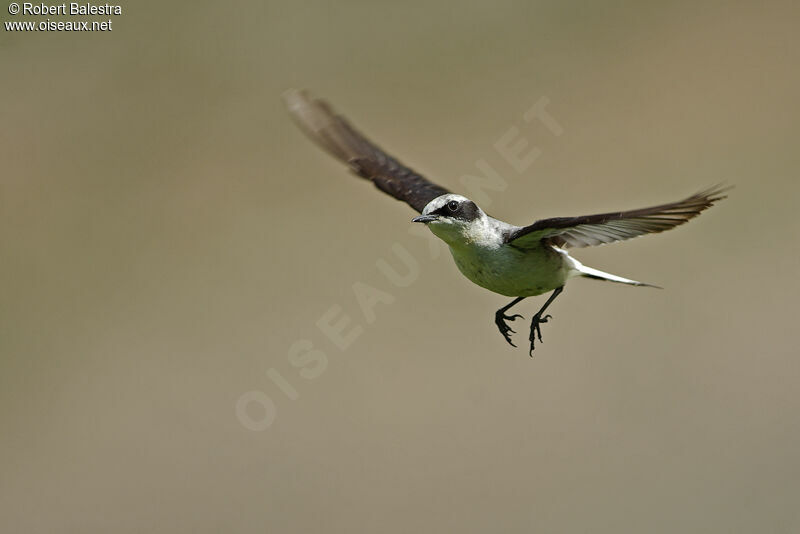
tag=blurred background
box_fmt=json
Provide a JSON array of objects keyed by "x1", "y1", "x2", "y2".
[{"x1": 2, "y1": 1, "x2": 799, "y2": 532}]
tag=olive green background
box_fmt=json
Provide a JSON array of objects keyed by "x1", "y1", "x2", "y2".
[{"x1": 2, "y1": 1, "x2": 799, "y2": 532}]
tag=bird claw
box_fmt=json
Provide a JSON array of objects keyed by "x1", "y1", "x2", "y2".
[
  {"x1": 495, "y1": 312, "x2": 524, "y2": 347},
  {"x1": 528, "y1": 314, "x2": 553, "y2": 356}
]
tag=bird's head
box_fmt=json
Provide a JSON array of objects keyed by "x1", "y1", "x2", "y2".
[{"x1": 412, "y1": 194, "x2": 486, "y2": 245}]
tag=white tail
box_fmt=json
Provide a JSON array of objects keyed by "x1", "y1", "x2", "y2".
[{"x1": 567, "y1": 255, "x2": 661, "y2": 288}]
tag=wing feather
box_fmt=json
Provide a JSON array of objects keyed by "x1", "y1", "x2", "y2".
[
  {"x1": 506, "y1": 186, "x2": 729, "y2": 248},
  {"x1": 284, "y1": 90, "x2": 449, "y2": 213}
]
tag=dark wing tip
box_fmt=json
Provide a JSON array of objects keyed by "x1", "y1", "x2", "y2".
[
  {"x1": 690, "y1": 183, "x2": 732, "y2": 204},
  {"x1": 668, "y1": 183, "x2": 731, "y2": 223},
  {"x1": 283, "y1": 89, "x2": 357, "y2": 162}
]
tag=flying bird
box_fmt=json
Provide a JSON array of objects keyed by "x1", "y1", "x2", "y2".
[{"x1": 284, "y1": 90, "x2": 727, "y2": 355}]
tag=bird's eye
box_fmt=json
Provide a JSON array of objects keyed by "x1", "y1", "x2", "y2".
[{"x1": 447, "y1": 200, "x2": 459, "y2": 211}]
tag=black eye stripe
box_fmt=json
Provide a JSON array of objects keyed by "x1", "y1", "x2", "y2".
[{"x1": 431, "y1": 199, "x2": 480, "y2": 222}]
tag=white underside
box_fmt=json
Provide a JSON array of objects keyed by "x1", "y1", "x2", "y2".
[{"x1": 448, "y1": 243, "x2": 650, "y2": 297}]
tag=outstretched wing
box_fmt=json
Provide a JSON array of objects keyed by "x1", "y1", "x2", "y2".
[
  {"x1": 284, "y1": 90, "x2": 450, "y2": 213},
  {"x1": 506, "y1": 186, "x2": 729, "y2": 249}
]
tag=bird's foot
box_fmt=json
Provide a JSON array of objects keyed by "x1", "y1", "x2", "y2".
[
  {"x1": 494, "y1": 311, "x2": 524, "y2": 347},
  {"x1": 528, "y1": 314, "x2": 552, "y2": 356}
]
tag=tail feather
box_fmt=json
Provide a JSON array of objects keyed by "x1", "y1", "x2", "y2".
[{"x1": 568, "y1": 256, "x2": 661, "y2": 288}]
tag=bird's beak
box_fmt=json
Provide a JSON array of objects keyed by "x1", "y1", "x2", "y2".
[{"x1": 412, "y1": 214, "x2": 438, "y2": 224}]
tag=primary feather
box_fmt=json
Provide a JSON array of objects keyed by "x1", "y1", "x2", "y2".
[
  {"x1": 506, "y1": 185, "x2": 730, "y2": 248},
  {"x1": 284, "y1": 89, "x2": 450, "y2": 213}
]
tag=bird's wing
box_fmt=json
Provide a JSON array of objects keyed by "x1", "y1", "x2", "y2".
[
  {"x1": 284, "y1": 90, "x2": 450, "y2": 213},
  {"x1": 505, "y1": 186, "x2": 729, "y2": 249}
]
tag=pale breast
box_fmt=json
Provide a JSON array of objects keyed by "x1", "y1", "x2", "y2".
[{"x1": 450, "y1": 242, "x2": 570, "y2": 297}]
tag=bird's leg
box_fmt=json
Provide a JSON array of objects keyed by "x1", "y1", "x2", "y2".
[
  {"x1": 494, "y1": 297, "x2": 526, "y2": 347},
  {"x1": 529, "y1": 286, "x2": 564, "y2": 356}
]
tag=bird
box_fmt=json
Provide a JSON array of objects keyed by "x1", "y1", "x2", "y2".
[{"x1": 283, "y1": 89, "x2": 728, "y2": 355}]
